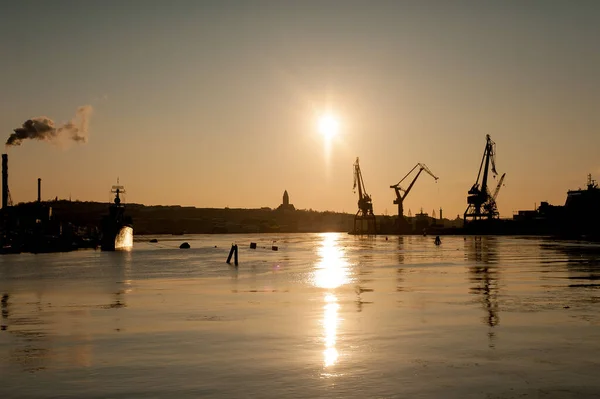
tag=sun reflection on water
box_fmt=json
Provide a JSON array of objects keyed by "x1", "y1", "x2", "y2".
[
  {"x1": 314, "y1": 234, "x2": 350, "y2": 289},
  {"x1": 314, "y1": 234, "x2": 349, "y2": 369},
  {"x1": 323, "y1": 293, "x2": 339, "y2": 367}
]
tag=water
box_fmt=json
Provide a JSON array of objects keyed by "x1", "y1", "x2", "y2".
[{"x1": 1, "y1": 234, "x2": 600, "y2": 398}]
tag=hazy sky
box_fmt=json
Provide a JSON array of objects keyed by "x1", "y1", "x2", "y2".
[{"x1": 1, "y1": 0, "x2": 599, "y2": 218}]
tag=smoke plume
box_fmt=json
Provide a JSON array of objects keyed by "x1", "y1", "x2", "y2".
[{"x1": 6, "y1": 105, "x2": 93, "y2": 147}]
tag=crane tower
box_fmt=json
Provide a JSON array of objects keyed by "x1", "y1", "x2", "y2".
[
  {"x1": 353, "y1": 157, "x2": 376, "y2": 234},
  {"x1": 464, "y1": 135, "x2": 505, "y2": 222}
]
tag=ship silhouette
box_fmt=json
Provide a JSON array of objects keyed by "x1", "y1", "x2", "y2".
[{"x1": 100, "y1": 180, "x2": 133, "y2": 251}]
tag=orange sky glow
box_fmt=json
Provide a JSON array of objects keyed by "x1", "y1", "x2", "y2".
[{"x1": 1, "y1": 1, "x2": 599, "y2": 218}]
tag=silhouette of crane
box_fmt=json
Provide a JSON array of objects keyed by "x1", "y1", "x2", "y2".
[
  {"x1": 483, "y1": 173, "x2": 506, "y2": 217},
  {"x1": 465, "y1": 134, "x2": 503, "y2": 222},
  {"x1": 353, "y1": 157, "x2": 376, "y2": 234},
  {"x1": 390, "y1": 163, "x2": 438, "y2": 219}
]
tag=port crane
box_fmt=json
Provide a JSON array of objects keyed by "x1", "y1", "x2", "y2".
[
  {"x1": 353, "y1": 157, "x2": 376, "y2": 234},
  {"x1": 390, "y1": 163, "x2": 438, "y2": 222},
  {"x1": 483, "y1": 173, "x2": 506, "y2": 217},
  {"x1": 464, "y1": 134, "x2": 503, "y2": 222}
]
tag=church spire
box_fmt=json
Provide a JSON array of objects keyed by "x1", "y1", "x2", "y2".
[
  {"x1": 283, "y1": 190, "x2": 289, "y2": 206},
  {"x1": 277, "y1": 190, "x2": 295, "y2": 211}
]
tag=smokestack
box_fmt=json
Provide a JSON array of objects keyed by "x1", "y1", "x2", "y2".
[
  {"x1": 38, "y1": 178, "x2": 41, "y2": 203},
  {"x1": 2, "y1": 154, "x2": 7, "y2": 209}
]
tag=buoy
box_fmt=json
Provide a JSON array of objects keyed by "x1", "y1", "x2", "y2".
[
  {"x1": 250, "y1": 242, "x2": 257, "y2": 249},
  {"x1": 272, "y1": 246, "x2": 278, "y2": 251},
  {"x1": 180, "y1": 242, "x2": 190, "y2": 249},
  {"x1": 434, "y1": 236, "x2": 441, "y2": 245}
]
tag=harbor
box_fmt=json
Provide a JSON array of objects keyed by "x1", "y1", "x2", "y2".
[
  {"x1": 3, "y1": 1, "x2": 600, "y2": 398},
  {"x1": 0, "y1": 153, "x2": 132, "y2": 254},
  {"x1": 1, "y1": 131, "x2": 599, "y2": 256},
  {"x1": 350, "y1": 134, "x2": 600, "y2": 239}
]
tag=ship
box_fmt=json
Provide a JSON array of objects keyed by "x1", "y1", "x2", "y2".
[
  {"x1": 508, "y1": 174, "x2": 600, "y2": 239},
  {"x1": 560, "y1": 174, "x2": 600, "y2": 239},
  {"x1": 100, "y1": 180, "x2": 133, "y2": 251}
]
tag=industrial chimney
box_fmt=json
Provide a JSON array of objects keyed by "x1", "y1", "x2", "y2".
[
  {"x1": 38, "y1": 178, "x2": 41, "y2": 203},
  {"x1": 2, "y1": 154, "x2": 7, "y2": 209}
]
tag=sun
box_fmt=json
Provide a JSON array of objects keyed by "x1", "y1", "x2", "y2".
[{"x1": 318, "y1": 114, "x2": 339, "y2": 139}]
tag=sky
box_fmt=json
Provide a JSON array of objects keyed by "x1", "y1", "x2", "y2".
[{"x1": 1, "y1": 0, "x2": 599, "y2": 218}]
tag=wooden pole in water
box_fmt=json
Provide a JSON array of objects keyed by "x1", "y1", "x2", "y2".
[
  {"x1": 234, "y1": 244, "x2": 238, "y2": 266},
  {"x1": 226, "y1": 244, "x2": 235, "y2": 264}
]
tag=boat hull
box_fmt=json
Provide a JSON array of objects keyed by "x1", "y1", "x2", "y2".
[{"x1": 101, "y1": 225, "x2": 133, "y2": 251}]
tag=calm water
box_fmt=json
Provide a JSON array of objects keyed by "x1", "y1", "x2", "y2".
[{"x1": 1, "y1": 234, "x2": 600, "y2": 398}]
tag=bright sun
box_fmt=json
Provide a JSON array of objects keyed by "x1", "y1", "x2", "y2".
[{"x1": 318, "y1": 115, "x2": 339, "y2": 139}]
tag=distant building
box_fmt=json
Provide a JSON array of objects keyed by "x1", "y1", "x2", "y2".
[{"x1": 277, "y1": 190, "x2": 295, "y2": 211}]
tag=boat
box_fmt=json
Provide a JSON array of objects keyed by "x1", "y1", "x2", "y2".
[
  {"x1": 560, "y1": 174, "x2": 600, "y2": 239},
  {"x1": 565, "y1": 174, "x2": 600, "y2": 209},
  {"x1": 506, "y1": 174, "x2": 600, "y2": 239},
  {"x1": 100, "y1": 180, "x2": 133, "y2": 251}
]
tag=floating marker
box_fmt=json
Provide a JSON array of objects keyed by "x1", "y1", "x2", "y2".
[
  {"x1": 180, "y1": 242, "x2": 190, "y2": 249},
  {"x1": 250, "y1": 242, "x2": 257, "y2": 249},
  {"x1": 272, "y1": 245, "x2": 278, "y2": 251}
]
